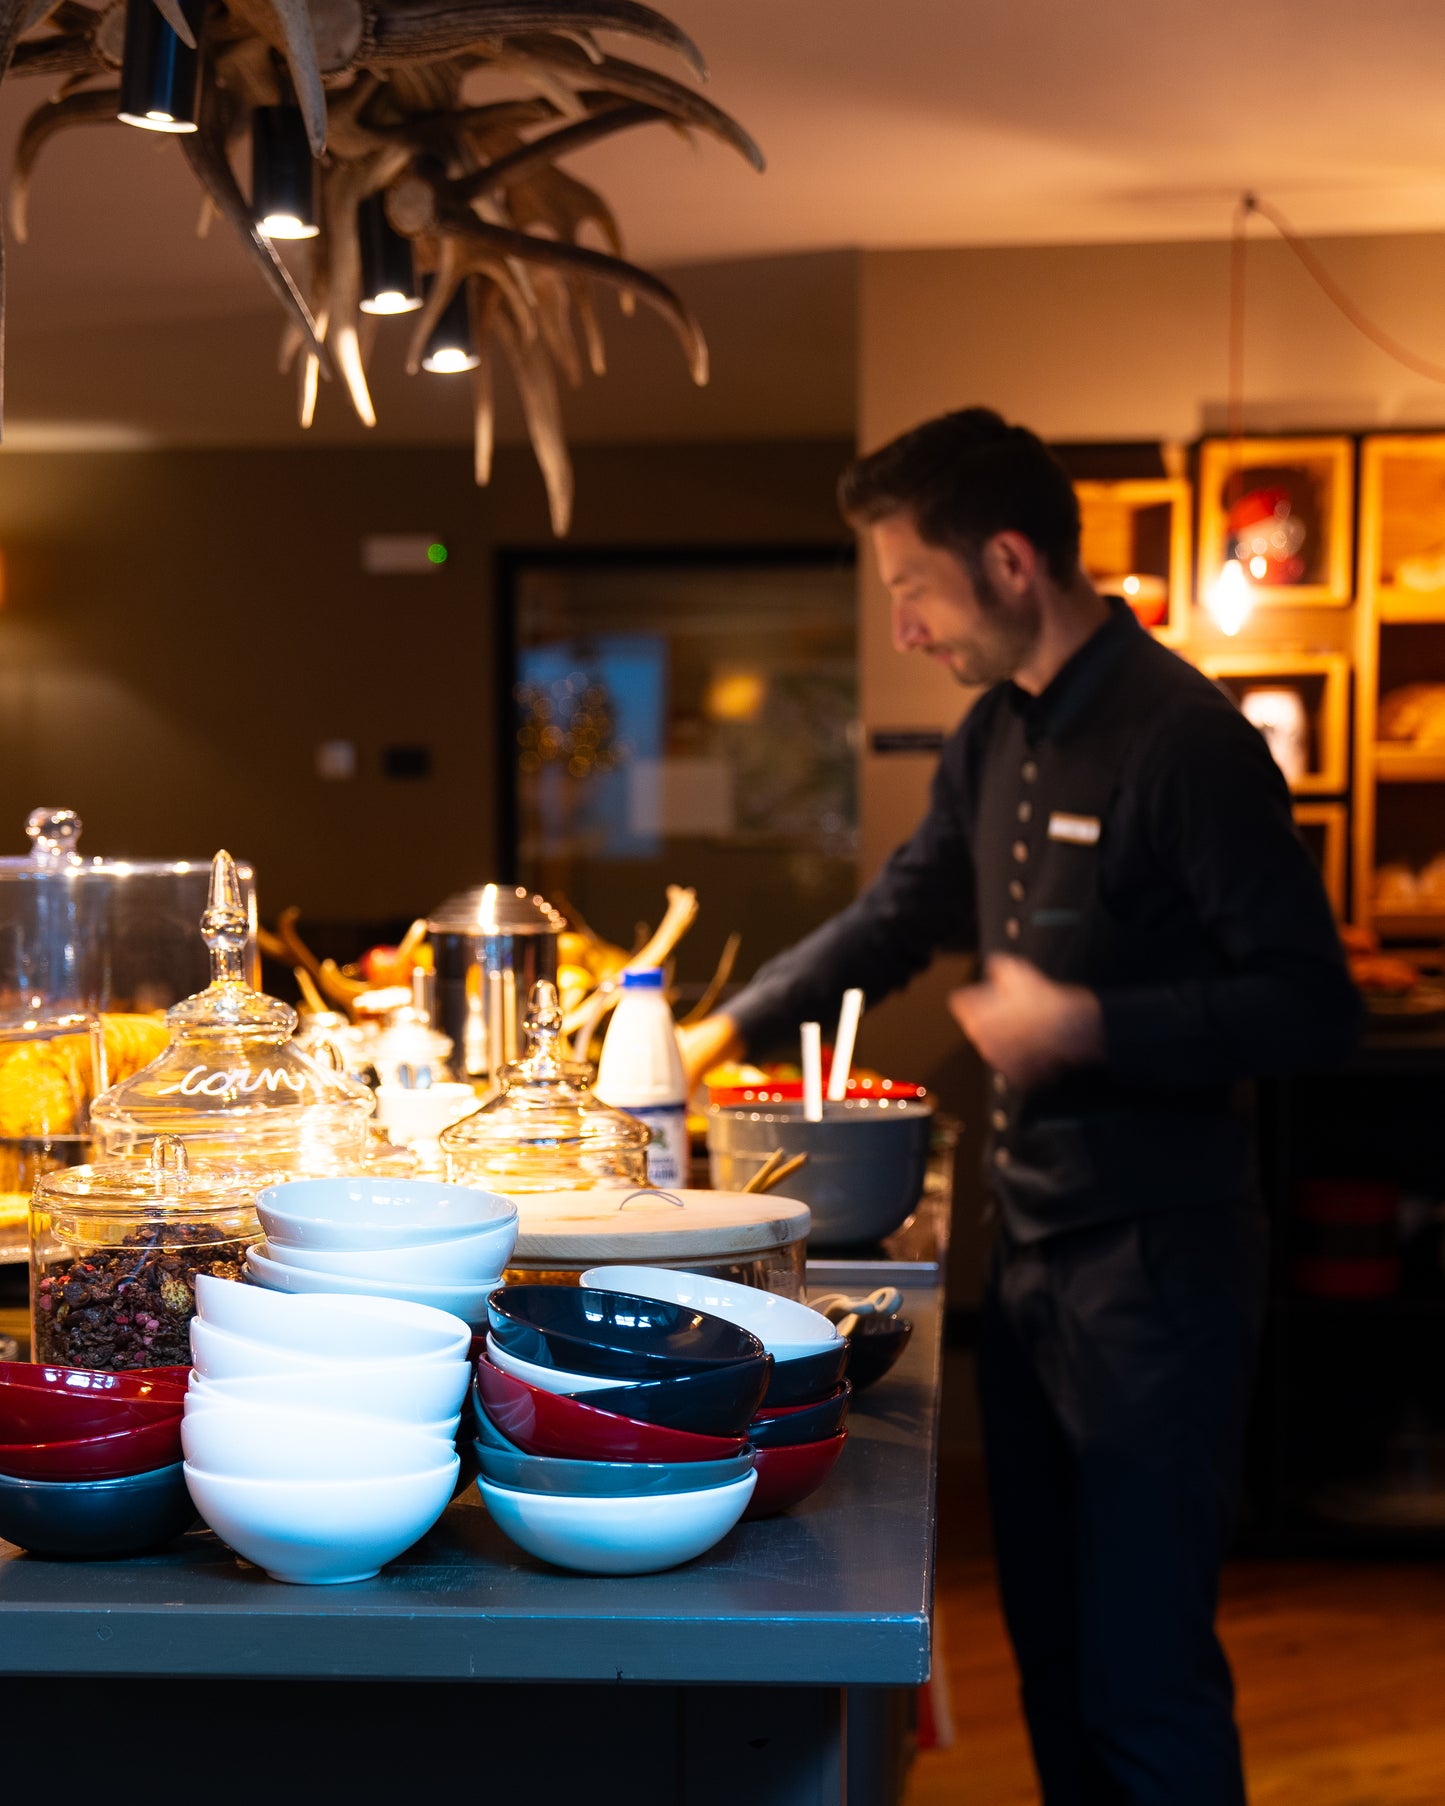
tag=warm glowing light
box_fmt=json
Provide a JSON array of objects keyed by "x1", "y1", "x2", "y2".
[
  {"x1": 1121, "y1": 574, "x2": 1140, "y2": 596},
  {"x1": 1249, "y1": 554, "x2": 1268, "y2": 579},
  {"x1": 117, "y1": 109, "x2": 197, "y2": 133},
  {"x1": 703, "y1": 668, "x2": 768, "y2": 722},
  {"x1": 359, "y1": 290, "x2": 423, "y2": 317},
  {"x1": 1208, "y1": 558, "x2": 1254, "y2": 637},
  {"x1": 260, "y1": 213, "x2": 319, "y2": 241},
  {"x1": 421, "y1": 346, "x2": 480, "y2": 374}
]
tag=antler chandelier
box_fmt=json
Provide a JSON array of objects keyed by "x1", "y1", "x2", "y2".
[{"x1": 0, "y1": 0, "x2": 762, "y2": 531}]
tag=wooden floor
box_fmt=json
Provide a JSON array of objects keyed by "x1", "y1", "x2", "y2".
[{"x1": 907, "y1": 1458, "x2": 1445, "y2": 1805}]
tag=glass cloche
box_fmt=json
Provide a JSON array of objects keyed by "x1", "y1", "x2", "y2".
[
  {"x1": 89, "y1": 851, "x2": 375, "y2": 1174},
  {"x1": 440, "y1": 980, "x2": 648, "y2": 1193}
]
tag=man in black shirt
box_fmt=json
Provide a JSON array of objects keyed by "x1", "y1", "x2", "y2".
[{"x1": 681, "y1": 409, "x2": 1359, "y2": 1806}]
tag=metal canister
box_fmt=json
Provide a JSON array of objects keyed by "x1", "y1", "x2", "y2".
[{"x1": 426, "y1": 885, "x2": 564, "y2": 1081}]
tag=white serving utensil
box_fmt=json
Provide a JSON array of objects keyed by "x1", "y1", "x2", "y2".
[{"x1": 826, "y1": 988, "x2": 864, "y2": 1102}]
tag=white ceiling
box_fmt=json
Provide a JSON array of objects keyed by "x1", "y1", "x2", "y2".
[{"x1": 3, "y1": 0, "x2": 1445, "y2": 443}]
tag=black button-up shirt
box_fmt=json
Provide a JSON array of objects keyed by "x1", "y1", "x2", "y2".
[{"x1": 728, "y1": 600, "x2": 1360, "y2": 1240}]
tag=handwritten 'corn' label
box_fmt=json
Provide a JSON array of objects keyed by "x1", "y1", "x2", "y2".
[
  {"x1": 1047, "y1": 812, "x2": 1101, "y2": 846},
  {"x1": 156, "y1": 1066, "x2": 317, "y2": 1099}
]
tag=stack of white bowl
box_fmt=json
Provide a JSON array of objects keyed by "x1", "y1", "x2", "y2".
[
  {"x1": 182, "y1": 1274, "x2": 471, "y2": 1584},
  {"x1": 245, "y1": 1176, "x2": 519, "y2": 1326}
]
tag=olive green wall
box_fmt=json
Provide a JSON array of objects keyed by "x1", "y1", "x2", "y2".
[{"x1": 0, "y1": 439, "x2": 853, "y2": 927}]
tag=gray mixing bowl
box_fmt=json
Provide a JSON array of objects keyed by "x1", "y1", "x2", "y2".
[{"x1": 706, "y1": 1097, "x2": 933, "y2": 1247}]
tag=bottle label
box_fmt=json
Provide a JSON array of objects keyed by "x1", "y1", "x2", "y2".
[{"x1": 627, "y1": 1104, "x2": 690, "y2": 1189}]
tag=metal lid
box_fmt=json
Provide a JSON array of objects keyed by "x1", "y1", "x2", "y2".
[
  {"x1": 511, "y1": 1187, "x2": 811, "y2": 1262},
  {"x1": 426, "y1": 884, "x2": 564, "y2": 937}
]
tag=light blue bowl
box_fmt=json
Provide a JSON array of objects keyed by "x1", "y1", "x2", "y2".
[{"x1": 473, "y1": 1439, "x2": 755, "y2": 1499}]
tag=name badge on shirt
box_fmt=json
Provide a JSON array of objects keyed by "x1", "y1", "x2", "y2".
[{"x1": 1047, "y1": 812, "x2": 1101, "y2": 846}]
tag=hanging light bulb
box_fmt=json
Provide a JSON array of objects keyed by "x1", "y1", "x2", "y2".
[
  {"x1": 358, "y1": 196, "x2": 422, "y2": 316},
  {"x1": 1208, "y1": 557, "x2": 1254, "y2": 637},
  {"x1": 251, "y1": 105, "x2": 318, "y2": 241},
  {"x1": 421, "y1": 287, "x2": 479, "y2": 373},
  {"x1": 117, "y1": 0, "x2": 204, "y2": 133}
]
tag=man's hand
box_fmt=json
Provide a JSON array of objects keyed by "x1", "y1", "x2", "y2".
[
  {"x1": 948, "y1": 955, "x2": 1103, "y2": 1091},
  {"x1": 677, "y1": 1013, "x2": 744, "y2": 1092}
]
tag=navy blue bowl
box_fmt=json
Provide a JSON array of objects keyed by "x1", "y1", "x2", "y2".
[
  {"x1": 844, "y1": 1316, "x2": 914, "y2": 1394},
  {"x1": 760, "y1": 1341, "x2": 849, "y2": 1409},
  {"x1": 487, "y1": 1285, "x2": 766, "y2": 1382},
  {"x1": 0, "y1": 1460, "x2": 196, "y2": 1558},
  {"x1": 582, "y1": 1354, "x2": 772, "y2": 1439},
  {"x1": 749, "y1": 1382, "x2": 852, "y2": 1448},
  {"x1": 473, "y1": 1440, "x2": 756, "y2": 1498}
]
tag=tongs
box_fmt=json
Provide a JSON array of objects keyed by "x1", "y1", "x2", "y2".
[
  {"x1": 808, "y1": 1284, "x2": 905, "y2": 1340},
  {"x1": 741, "y1": 1148, "x2": 810, "y2": 1195}
]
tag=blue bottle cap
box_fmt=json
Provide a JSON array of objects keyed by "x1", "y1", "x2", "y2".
[{"x1": 621, "y1": 968, "x2": 664, "y2": 988}]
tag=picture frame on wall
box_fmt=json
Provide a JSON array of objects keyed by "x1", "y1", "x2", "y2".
[
  {"x1": 1075, "y1": 478, "x2": 1191, "y2": 644},
  {"x1": 1201, "y1": 651, "x2": 1351, "y2": 795},
  {"x1": 1357, "y1": 433, "x2": 1445, "y2": 621},
  {"x1": 1293, "y1": 802, "x2": 1348, "y2": 918},
  {"x1": 1197, "y1": 436, "x2": 1354, "y2": 609}
]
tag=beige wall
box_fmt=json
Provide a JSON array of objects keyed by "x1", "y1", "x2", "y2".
[{"x1": 0, "y1": 438, "x2": 852, "y2": 926}]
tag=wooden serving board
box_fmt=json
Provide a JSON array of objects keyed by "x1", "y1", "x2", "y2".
[{"x1": 511, "y1": 1187, "x2": 810, "y2": 1263}]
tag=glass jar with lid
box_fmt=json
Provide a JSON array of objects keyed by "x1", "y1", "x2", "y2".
[
  {"x1": 89, "y1": 851, "x2": 375, "y2": 1175},
  {"x1": 441, "y1": 980, "x2": 648, "y2": 1193},
  {"x1": 0, "y1": 807, "x2": 251, "y2": 1261},
  {"x1": 30, "y1": 1137, "x2": 265, "y2": 1371}
]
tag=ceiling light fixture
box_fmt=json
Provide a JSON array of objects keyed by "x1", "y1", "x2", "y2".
[
  {"x1": 252, "y1": 105, "x2": 318, "y2": 241},
  {"x1": 421, "y1": 289, "x2": 479, "y2": 374},
  {"x1": 358, "y1": 196, "x2": 422, "y2": 316},
  {"x1": 116, "y1": 0, "x2": 202, "y2": 133}
]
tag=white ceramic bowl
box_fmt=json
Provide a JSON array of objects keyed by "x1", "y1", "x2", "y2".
[
  {"x1": 194, "y1": 1273, "x2": 471, "y2": 1362},
  {"x1": 478, "y1": 1470, "x2": 756, "y2": 1574},
  {"x1": 180, "y1": 1406, "x2": 455, "y2": 1481},
  {"x1": 258, "y1": 1228, "x2": 512, "y2": 1284},
  {"x1": 185, "y1": 1381, "x2": 460, "y2": 1443},
  {"x1": 184, "y1": 1459, "x2": 459, "y2": 1584},
  {"x1": 246, "y1": 1249, "x2": 498, "y2": 1325},
  {"x1": 484, "y1": 1335, "x2": 639, "y2": 1397},
  {"x1": 184, "y1": 1361, "x2": 470, "y2": 1425},
  {"x1": 256, "y1": 1176, "x2": 516, "y2": 1255},
  {"x1": 373, "y1": 1083, "x2": 481, "y2": 1149},
  {"x1": 579, "y1": 1266, "x2": 842, "y2": 1360}
]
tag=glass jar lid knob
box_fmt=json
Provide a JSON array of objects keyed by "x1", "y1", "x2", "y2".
[
  {"x1": 149, "y1": 1135, "x2": 189, "y2": 1197},
  {"x1": 164, "y1": 850, "x2": 295, "y2": 1036},
  {"x1": 26, "y1": 806, "x2": 82, "y2": 866}
]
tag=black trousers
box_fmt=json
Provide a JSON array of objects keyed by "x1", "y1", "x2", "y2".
[{"x1": 977, "y1": 1204, "x2": 1268, "y2": 1806}]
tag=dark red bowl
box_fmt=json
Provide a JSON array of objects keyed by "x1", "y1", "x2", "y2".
[
  {"x1": 0, "y1": 1412, "x2": 185, "y2": 1482},
  {"x1": 743, "y1": 1430, "x2": 848, "y2": 1520},
  {"x1": 475, "y1": 1354, "x2": 748, "y2": 1464},
  {"x1": 0, "y1": 1362, "x2": 187, "y2": 1444},
  {"x1": 708, "y1": 1079, "x2": 926, "y2": 1107},
  {"x1": 749, "y1": 1382, "x2": 851, "y2": 1448},
  {"x1": 760, "y1": 1342, "x2": 849, "y2": 1409}
]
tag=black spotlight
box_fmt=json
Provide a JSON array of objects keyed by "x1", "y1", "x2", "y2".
[
  {"x1": 251, "y1": 104, "x2": 318, "y2": 240},
  {"x1": 421, "y1": 285, "x2": 479, "y2": 374},
  {"x1": 117, "y1": 0, "x2": 206, "y2": 133},
  {"x1": 358, "y1": 196, "x2": 422, "y2": 316}
]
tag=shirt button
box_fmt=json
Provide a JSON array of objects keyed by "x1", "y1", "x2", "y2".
[
  {"x1": 1021, "y1": 760, "x2": 1038, "y2": 783},
  {"x1": 992, "y1": 1071, "x2": 1007, "y2": 1095},
  {"x1": 1005, "y1": 917, "x2": 1021, "y2": 941},
  {"x1": 993, "y1": 1146, "x2": 1012, "y2": 1169},
  {"x1": 990, "y1": 1108, "x2": 1008, "y2": 1132},
  {"x1": 1012, "y1": 841, "x2": 1029, "y2": 863},
  {"x1": 1017, "y1": 800, "x2": 1033, "y2": 824},
  {"x1": 1009, "y1": 878, "x2": 1025, "y2": 902}
]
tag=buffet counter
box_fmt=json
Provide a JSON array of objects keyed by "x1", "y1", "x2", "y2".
[{"x1": 0, "y1": 1270, "x2": 942, "y2": 1804}]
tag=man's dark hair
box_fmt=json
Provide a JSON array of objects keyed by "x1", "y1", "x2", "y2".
[{"x1": 838, "y1": 407, "x2": 1081, "y2": 586}]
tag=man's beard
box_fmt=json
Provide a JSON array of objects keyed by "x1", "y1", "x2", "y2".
[{"x1": 935, "y1": 562, "x2": 1042, "y2": 687}]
